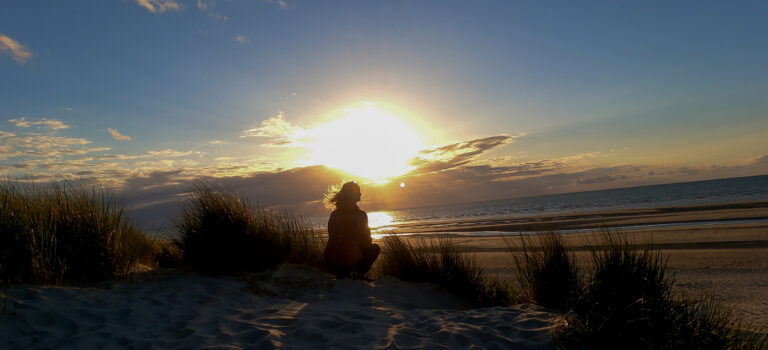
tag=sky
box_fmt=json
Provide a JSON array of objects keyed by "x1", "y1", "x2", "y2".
[{"x1": 2, "y1": 0, "x2": 768, "y2": 227}]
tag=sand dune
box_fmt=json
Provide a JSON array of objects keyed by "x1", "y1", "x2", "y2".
[{"x1": 0, "y1": 265, "x2": 560, "y2": 349}]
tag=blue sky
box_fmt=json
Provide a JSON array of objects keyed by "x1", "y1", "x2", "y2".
[{"x1": 2, "y1": 0, "x2": 768, "y2": 220}]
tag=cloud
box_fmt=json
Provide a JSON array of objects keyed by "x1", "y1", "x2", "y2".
[
  {"x1": 107, "y1": 128, "x2": 133, "y2": 142},
  {"x1": 210, "y1": 12, "x2": 228, "y2": 21},
  {"x1": 8, "y1": 117, "x2": 69, "y2": 130},
  {"x1": 196, "y1": 0, "x2": 208, "y2": 10},
  {"x1": 750, "y1": 154, "x2": 768, "y2": 166},
  {"x1": 0, "y1": 135, "x2": 110, "y2": 160},
  {"x1": 0, "y1": 119, "x2": 112, "y2": 161},
  {"x1": 241, "y1": 111, "x2": 308, "y2": 146},
  {"x1": 97, "y1": 149, "x2": 195, "y2": 160},
  {"x1": 234, "y1": 35, "x2": 249, "y2": 43},
  {"x1": 267, "y1": 0, "x2": 293, "y2": 10},
  {"x1": 136, "y1": 0, "x2": 180, "y2": 13},
  {"x1": 0, "y1": 34, "x2": 33, "y2": 64},
  {"x1": 408, "y1": 134, "x2": 525, "y2": 175},
  {"x1": 209, "y1": 140, "x2": 223, "y2": 145}
]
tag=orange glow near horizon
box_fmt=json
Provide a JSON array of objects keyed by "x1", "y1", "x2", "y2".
[{"x1": 303, "y1": 105, "x2": 423, "y2": 181}]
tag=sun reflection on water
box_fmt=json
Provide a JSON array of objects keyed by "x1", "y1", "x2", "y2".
[{"x1": 367, "y1": 211, "x2": 395, "y2": 240}]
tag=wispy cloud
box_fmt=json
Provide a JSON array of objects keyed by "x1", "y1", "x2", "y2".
[
  {"x1": 136, "y1": 0, "x2": 180, "y2": 13},
  {"x1": 0, "y1": 34, "x2": 33, "y2": 65},
  {"x1": 408, "y1": 134, "x2": 527, "y2": 175},
  {"x1": 209, "y1": 139, "x2": 223, "y2": 145},
  {"x1": 241, "y1": 111, "x2": 309, "y2": 146},
  {"x1": 234, "y1": 35, "x2": 249, "y2": 43},
  {"x1": 0, "y1": 134, "x2": 109, "y2": 160},
  {"x1": 97, "y1": 149, "x2": 196, "y2": 160},
  {"x1": 267, "y1": 0, "x2": 293, "y2": 10},
  {"x1": 210, "y1": 12, "x2": 228, "y2": 21},
  {"x1": 8, "y1": 117, "x2": 70, "y2": 130},
  {"x1": 750, "y1": 154, "x2": 768, "y2": 166},
  {"x1": 107, "y1": 128, "x2": 133, "y2": 142},
  {"x1": 196, "y1": 0, "x2": 208, "y2": 10}
]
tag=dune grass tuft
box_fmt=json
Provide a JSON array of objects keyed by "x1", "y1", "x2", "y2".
[
  {"x1": 667, "y1": 294, "x2": 767, "y2": 350},
  {"x1": 510, "y1": 231, "x2": 768, "y2": 349},
  {"x1": 174, "y1": 183, "x2": 324, "y2": 275},
  {"x1": 377, "y1": 235, "x2": 512, "y2": 307},
  {"x1": 0, "y1": 181, "x2": 154, "y2": 285},
  {"x1": 508, "y1": 233, "x2": 580, "y2": 310},
  {"x1": 561, "y1": 231, "x2": 675, "y2": 348},
  {"x1": 151, "y1": 240, "x2": 183, "y2": 269}
]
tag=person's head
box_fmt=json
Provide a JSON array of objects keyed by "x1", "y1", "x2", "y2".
[{"x1": 324, "y1": 181, "x2": 361, "y2": 210}]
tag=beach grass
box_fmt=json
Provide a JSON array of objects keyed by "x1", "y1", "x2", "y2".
[
  {"x1": 377, "y1": 235, "x2": 513, "y2": 307},
  {"x1": 0, "y1": 181, "x2": 155, "y2": 285},
  {"x1": 508, "y1": 230, "x2": 768, "y2": 349},
  {"x1": 668, "y1": 293, "x2": 767, "y2": 350},
  {"x1": 561, "y1": 231, "x2": 675, "y2": 348},
  {"x1": 507, "y1": 233, "x2": 580, "y2": 310},
  {"x1": 174, "y1": 183, "x2": 324, "y2": 275}
]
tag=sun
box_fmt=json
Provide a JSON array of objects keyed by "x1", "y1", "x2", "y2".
[{"x1": 304, "y1": 105, "x2": 423, "y2": 181}]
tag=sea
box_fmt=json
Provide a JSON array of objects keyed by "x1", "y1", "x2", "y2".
[{"x1": 333, "y1": 175, "x2": 768, "y2": 235}]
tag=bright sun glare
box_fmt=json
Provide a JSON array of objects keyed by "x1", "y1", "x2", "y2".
[{"x1": 305, "y1": 105, "x2": 423, "y2": 181}]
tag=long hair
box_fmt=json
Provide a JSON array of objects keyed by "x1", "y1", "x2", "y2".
[{"x1": 323, "y1": 181, "x2": 360, "y2": 210}]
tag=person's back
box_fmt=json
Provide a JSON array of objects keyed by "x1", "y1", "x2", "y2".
[{"x1": 323, "y1": 182, "x2": 380, "y2": 279}]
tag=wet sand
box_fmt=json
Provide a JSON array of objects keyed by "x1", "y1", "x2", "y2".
[{"x1": 385, "y1": 201, "x2": 768, "y2": 329}]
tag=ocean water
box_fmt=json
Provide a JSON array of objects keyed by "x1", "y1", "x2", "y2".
[{"x1": 361, "y1": 175, "x2": 768, "y2": 233}]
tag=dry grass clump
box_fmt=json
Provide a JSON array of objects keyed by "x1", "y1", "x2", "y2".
[
  {"x1": 0, "y1": 181, "x2": 154, "y2": 285},
  {"x1": 174, "y1": 183, "x2": 324, "y2": 275},
  {"x1": 377, "y1": 235, "x2": 512, "y2": 307},
  {"x1": 508, "y1": 233, "x2": 580, "y2": 310}
]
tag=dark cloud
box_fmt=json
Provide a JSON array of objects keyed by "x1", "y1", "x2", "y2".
[
  {"x1": 408, "y1": 135, "x2": 518, "y2": 175},
  {"x1": 577, "y1": 175, "x2": 616, "y2": 185},
  {"x1": 124, "y1": 166, "x2": 343, "y2": 230},
  {"x1": 676, "y1": 167, "x2": 700, "y2": 176},
  {"x1": 123, "y1": 160, "x2": 651, "y2": 231}
]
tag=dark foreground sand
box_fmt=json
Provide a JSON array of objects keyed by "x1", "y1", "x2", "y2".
[
  {"x1": 0, "y1": 266, "x2": 561, "y2": 349},
  {"x1": 392, "y1": 201, "x2": 768, "y2": 329}
]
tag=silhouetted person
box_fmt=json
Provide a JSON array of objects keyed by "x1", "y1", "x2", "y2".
[{"x1": 324, "y1": 181, "x2": 380, "y2": 280}]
